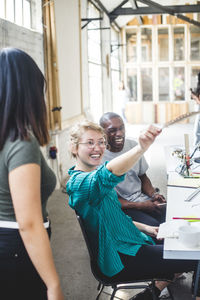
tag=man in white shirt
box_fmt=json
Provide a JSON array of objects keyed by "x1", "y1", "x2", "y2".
[{"x1": 100, "y1": 112, "x2": 166, "y2": 226}]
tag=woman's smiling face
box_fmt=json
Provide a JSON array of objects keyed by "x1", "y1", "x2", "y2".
[{"x1": 74, "y1": 129, "x2": 106, "y2": 172}]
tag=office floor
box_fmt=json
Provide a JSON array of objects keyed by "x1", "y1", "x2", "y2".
[{"x1": 48, "y1": 123, "x2": 197, "y2": 300}]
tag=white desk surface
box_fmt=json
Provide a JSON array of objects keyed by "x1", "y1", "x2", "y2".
[
  {"x1": 164, "y1": 141, "x2": 200, "y2": 259},
  {"x1": 164, "y1": 145, "x2": 200, "y2": 259},
  {"x1": 164, "y1": 183, "x2": 200, "y2": 259},
  {"x1": 164, "y1": 146, "x2": 200, "y2": 299}
]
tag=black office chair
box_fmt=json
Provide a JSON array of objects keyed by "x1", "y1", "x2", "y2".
[{"x1": 75, "y1": 212, "x2": 174, "y2": 300}]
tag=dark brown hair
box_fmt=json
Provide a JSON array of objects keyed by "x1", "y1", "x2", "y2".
[{"x1": 0, "y1": 47, "x2": 49, "y2": 149}]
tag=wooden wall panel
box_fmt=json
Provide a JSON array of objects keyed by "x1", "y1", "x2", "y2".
[
  {"x1": 156, "y1": 102, "x2": 189, "y2": 125},
  {"x1": 125, "y1": 102, "x2": 142, "y2": 124},
  {"x1": 126, "y1": 102, "x2": 189, "y2": 124}
]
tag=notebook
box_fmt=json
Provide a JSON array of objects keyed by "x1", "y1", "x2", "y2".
[{"x1": 167, "y1": 172, "x2": 200, "y2": 188}]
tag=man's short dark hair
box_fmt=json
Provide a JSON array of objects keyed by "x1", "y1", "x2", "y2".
[{"x1": 99, "y1": 112, "x2": 122, "y2": 128}]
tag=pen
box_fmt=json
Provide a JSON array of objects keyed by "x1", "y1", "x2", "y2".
[
  {"x1": 184, "y1": 176, "x2": 200, "y2": 178},
  {"x1": 172, "y1": 217, "x2": 200, "y2": 221},
  {"x1": 192, "y1": 203, "x2": 200, "y2": 208},
  {"x1": 184, "y1": 187, "x2": 200, "y2": 202}
]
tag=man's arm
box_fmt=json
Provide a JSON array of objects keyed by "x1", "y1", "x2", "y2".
[
  {"x1": 118, "y1": 195, "x2": 162, "y2": 213},
  {"x1": 139, "y1": 173, "x2": 166, "y2": 203},
  {"x1": 139, "y1": 173, "x2": 154, "y2": 197},
  {"x1": 118, "y1": 196, "x2": 144, "y2": 209}
]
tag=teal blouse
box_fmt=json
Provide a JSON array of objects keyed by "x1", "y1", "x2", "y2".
[{"x1": 67, "y1": 163, "x2": 154, "y2": 277}]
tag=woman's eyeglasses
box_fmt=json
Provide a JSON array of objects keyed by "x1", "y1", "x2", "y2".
[{"x1": 78, "y1": 141, "x2": 107, "y2": 149}]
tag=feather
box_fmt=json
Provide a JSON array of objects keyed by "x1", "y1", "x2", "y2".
[{"x1": 162, "y1": 111, "x2": 200, "y2": 128}]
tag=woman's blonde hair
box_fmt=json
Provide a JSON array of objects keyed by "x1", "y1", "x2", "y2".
[{"x1": 69, "y1": 120, "x2": 106, "y2": 158}]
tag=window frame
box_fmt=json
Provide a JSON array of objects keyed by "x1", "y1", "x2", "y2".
[
  {"x1": 0, "y1": 0, "x2": 34, "y2": 30},
  {"x1": 87, "y1": 1, "x2": 103, "y2": 121},
  {"x1": 124, "y1": 23, "x2": 200, "y2": 103}
]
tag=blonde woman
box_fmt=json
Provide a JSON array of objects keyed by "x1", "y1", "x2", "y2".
[{"x1": 67, "y1": 120, "x2": 200, "y2": 300}]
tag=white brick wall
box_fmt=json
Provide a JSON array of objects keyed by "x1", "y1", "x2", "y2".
[
  {"x1": 49, "y1": 129, "x2": 75, "y2": 188},
  {"x1": 0, "y1": 19, "x2": 44, "y2": 71}
]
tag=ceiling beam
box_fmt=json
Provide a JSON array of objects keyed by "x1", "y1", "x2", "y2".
[
  {"x1": 81, "y1": 17, "x2": 103, "y2": 30},
  {"x1": 109, "y1": 0, "x2": 129, "y2": 22},
  {"x1": 92, "y1": 0, "x2": 120, "y2": 30},
  {"x1": 136, "y1": 0, "x2": 200, "y2": 27},
  {"x1": 112, "y1": 0, "x2": 129, "y2": 12},
  {"x1": 109, "y1": 5, "x2": 200, "y2": 18},
  {"x1": 129, "y1": 0, "x2": 143, "y2": 24}
]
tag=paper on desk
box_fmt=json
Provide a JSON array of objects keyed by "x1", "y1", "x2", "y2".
[
  {"x1": 157, "y1": 220, "x2": 189, "y2": 239},
  {"x1": 168, "y1": 172, "x2": 200, "y2": 188}
]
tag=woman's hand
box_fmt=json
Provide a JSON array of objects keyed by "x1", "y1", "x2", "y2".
[
  {"x1": 106, "y1": 124, "x2": 161, "y2": 177},
  {"x1": 142, "y1": 225, "x2": 159, "y2": 238},
  {"x1": 139, "y1": 125, "x2": 162, "y2": 151},
  {"x1": 133, "y1": 221, "x2": 159, "y2": 238}
]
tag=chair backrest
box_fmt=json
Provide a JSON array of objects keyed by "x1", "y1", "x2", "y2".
[
  {"x1": 75, "y1": 212, "x2": 174, "y2": 300},
  {"x1": 75, "y1": 212, "x2": 96, "y2": 262},
  {"x1": 75, "y1": 211, "x2": 112, "y2": 284}
]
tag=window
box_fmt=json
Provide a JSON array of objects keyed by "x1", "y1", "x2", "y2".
[
  {"x1": 15, "y1": 0, "x2": 23, "y2": 26},
  {"x1": 190, "y1": 25, "x2": 200, "y2": 61},
  {"x1": 173, "y1": 26, "x2": 185, "y2": 61},
  {"x1": 87, "y1": 2, "x2": 102, "y2": 121},
  {"x1": 141, "y1": 28, "x2": 152, "y2": 62},
  {"x1": 88, "y1": 63, "x2": 102, "y2": 119},
  {"x1": 0, "y1": 0, "x2": 5, "y2": 19},
  {"x1": 126, "y1": 28, "x2": 137, "y2": 63},
  {"x1": 191, "y1": 67, "x2": 200, "y2": 91},
  {"x1": 125, "y1": 23, "x2": 200, "y2": 103},
  {"x1": 88, "y1": 19, "x2": 101, "y2": 63},
  {"x1": 141, "y1": 68, "x2": 152, "y2": 101},
  {"x1": 173, "y1": 67, "x2": 185, "y2": 101},
  {"x1": 159, "y1": 67, "x2": 169, "y2": 101},
  {"x1": 0, "y1": 0, "x2": 35, "y2": 30},
  {"x1": 158, "y1": 28, "x2": 169, "y2": 61},
  {"x1": 127, "y1": 68, "x2": 137, "y2": 101},
  {"x1": 110, "y1": 28, "x2": 120, "y2": 71},
  {"x1": 6, "y1": 0, "x2": 14, "y2": 22},
  {"x1": 23, "y1": 0, "x2": 31, "y2": 28},
  {"x1": 111, "y1": 27, "x2": 121, "y2": 112}
]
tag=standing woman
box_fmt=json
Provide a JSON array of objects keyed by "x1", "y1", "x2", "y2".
[{"x1": 0, "y1": 48, "x2": 64, "y2": 300}]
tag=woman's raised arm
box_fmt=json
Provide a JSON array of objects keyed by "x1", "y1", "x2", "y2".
[{"x1": 106, "y1": 125, "x2": 161, "y2": 176}]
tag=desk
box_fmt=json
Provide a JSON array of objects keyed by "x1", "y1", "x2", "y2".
[
  {"x1": 164, "y1": 147, "x2": 200, "y2": 299},
  {"x1": 164, "y1": 184, "x2": 200, "y2": 259}
]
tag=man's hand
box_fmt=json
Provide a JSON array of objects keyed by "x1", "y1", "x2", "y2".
[
  {"x1": 152, "y1": 193, "x2": 166, "y2": 203},
  {"x1": 118, "y1": 196, "x2": 166, "y2": 214},
  {"x1": 140, "y1": 200, "x2": 163, "y2": 215}
]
